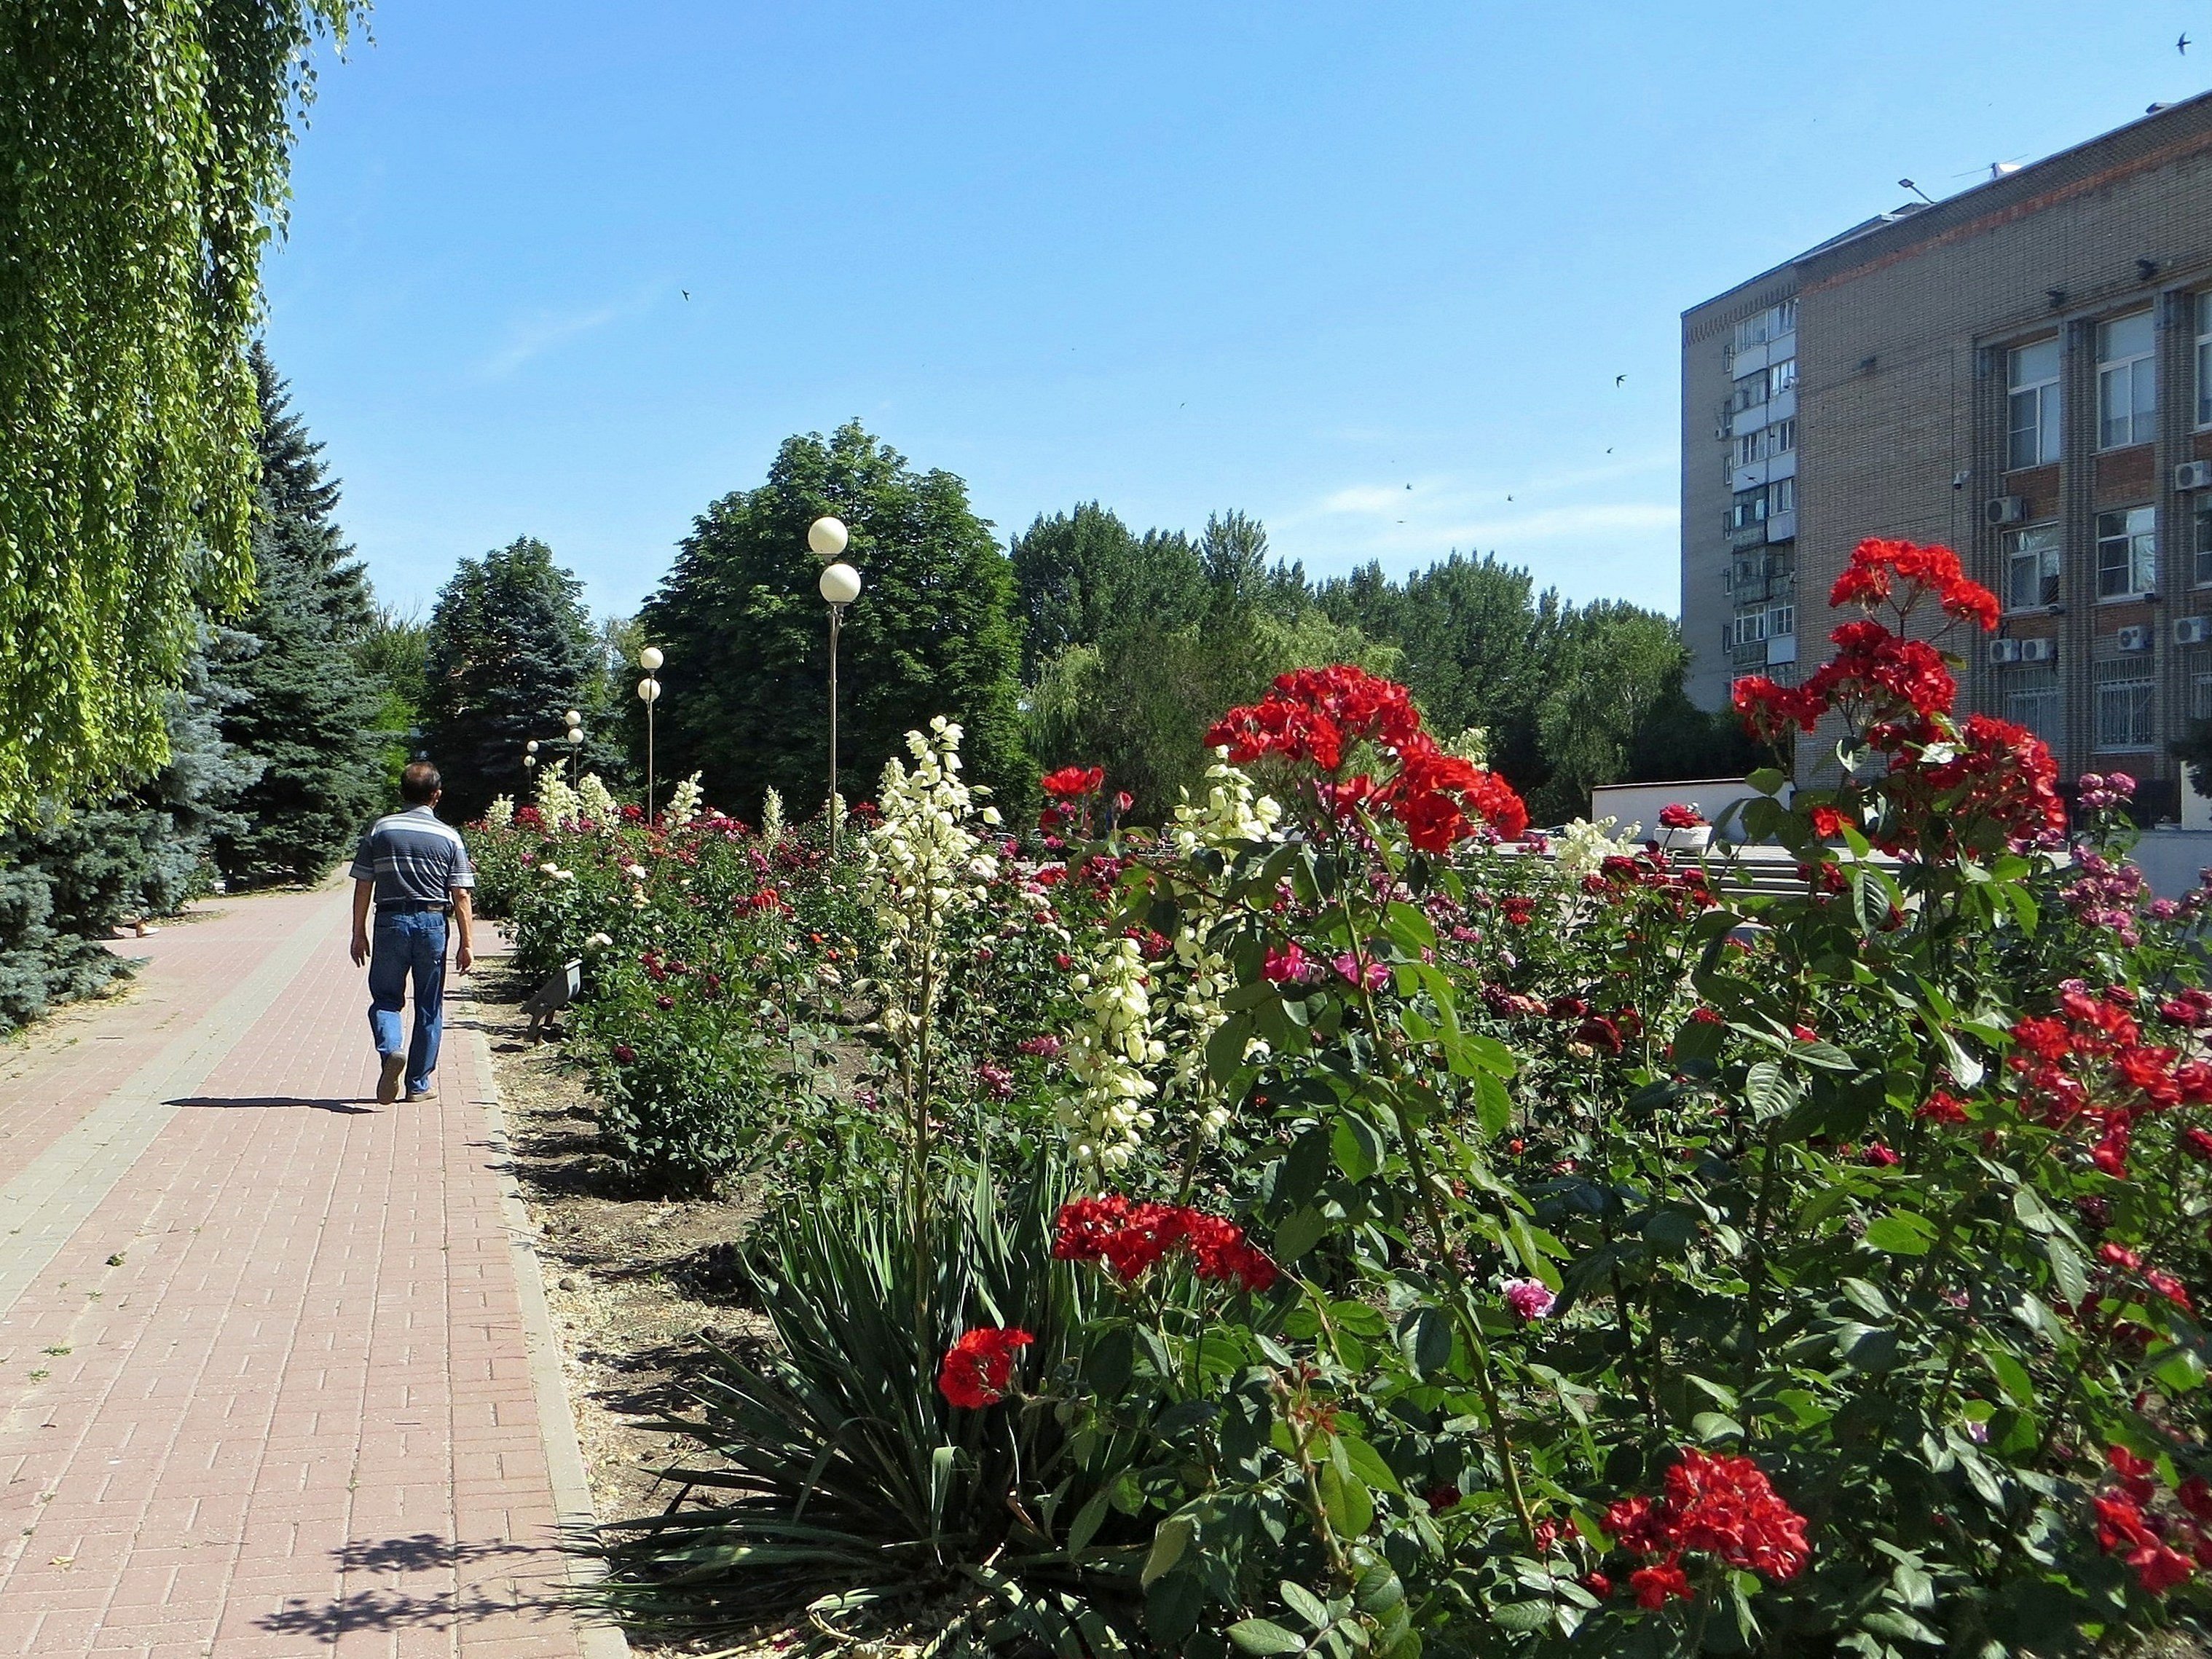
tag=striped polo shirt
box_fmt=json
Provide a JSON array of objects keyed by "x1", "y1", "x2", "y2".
[{"x1": 348, "y1": 806, "x2": 476, "y2": 905}]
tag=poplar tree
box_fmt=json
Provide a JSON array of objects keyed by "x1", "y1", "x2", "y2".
[{"x1": 0, "y1": 1, "x2": 363, "y2": 819}]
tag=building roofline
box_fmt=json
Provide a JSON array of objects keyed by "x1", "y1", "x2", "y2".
[{"x1": 1682, "y1": 87, "x2": 2212, "y2": 323}]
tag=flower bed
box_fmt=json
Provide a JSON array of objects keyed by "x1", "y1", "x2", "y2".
[{"x1": 473, "y1": 542, "x2": 2212, "y2": 1657}]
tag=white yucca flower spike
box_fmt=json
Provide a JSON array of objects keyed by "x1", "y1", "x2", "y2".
[
  {"x1": 664, "y1": 771, "x2": 705, "y2": 831},
  {"x1": 484, "y1": 795, "x2": 515, "y2": 833},
  {"x1": 1554, "y1": 816, "x2": 1640, "y2": 883},
  {"x1": 757, "y1": 784, "x2": 784, "y2": 844},
  {"x1": 1055, "y1": 935, "x2": 1163, "y2": 1173},
  {"x1": 577, "y1": 773, "x2": 619, "y2": 827},
  {"x1": 1171, "y1": 750, "x2": 1284, "y2": 859},
  {"x1": 535, "y1": 769, "x2": 582, "y2": 830}
]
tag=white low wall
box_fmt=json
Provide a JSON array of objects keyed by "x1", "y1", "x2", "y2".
[
  {"x1": 2130, "y1": 828, "x2": 2212, "y2": 899},
  {"x1": 1590, "y1": 777, "x2": 1788, "y2": 846}
]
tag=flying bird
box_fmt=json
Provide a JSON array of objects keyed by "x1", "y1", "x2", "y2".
[
  {"x1": 2181, "y1": 31, "x2": 2192, "y2": 53},
  {"x1": 682, "y1": 289, "x2": 690, "y2": 299},
  {"x1": 1615, "y1": 374, "x2": 1626, "y2": 386}
]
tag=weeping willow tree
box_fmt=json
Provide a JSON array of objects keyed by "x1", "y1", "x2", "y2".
[{"x1": 0, "y1": 0, "x2": 364, "y2": 821}]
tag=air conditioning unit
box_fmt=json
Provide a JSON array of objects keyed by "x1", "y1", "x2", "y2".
[
  {"x1": 2117, "y1": 624, "x2": 2153, "y2": 653},
  {"x1": 1988, "y1": 639, "x2": 2023, "y2": 664},
  {"x1": 1984, "y1": 495, "x2": 2028, "y2": 526},
  {"x1": 2019, "y1": 638, "x2": 2058, "y2": 663},
  {"x1": 2176, "y1": 460, "x2": 2212, "y2": 491},
  {"x1": 2178, "y1": 616, "x2": 2212, "y2": 645}
]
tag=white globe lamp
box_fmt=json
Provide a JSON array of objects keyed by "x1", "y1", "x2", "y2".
[
  {"x1": 807, "y1": 516, "x2": 849, "y2": 559},
  {"x1": 819, "y1": 563, "x2": 862, "y2": 606},
  {"x1": 639, "y1": 645, "x2": 664, "y2": 673}
]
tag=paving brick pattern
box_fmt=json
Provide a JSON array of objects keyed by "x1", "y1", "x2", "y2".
[{"x1": 0, "y1": 887, "x2": 597, "y2": 1656}]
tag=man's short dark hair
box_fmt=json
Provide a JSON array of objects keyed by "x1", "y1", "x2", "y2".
[{"x1": 400, "y1": 762, "x2": 443, "y2": 805}]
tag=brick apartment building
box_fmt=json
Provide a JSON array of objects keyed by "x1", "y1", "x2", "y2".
[{"x1": 1681, "y1": 92, "x2": 2212, "y2": 813}]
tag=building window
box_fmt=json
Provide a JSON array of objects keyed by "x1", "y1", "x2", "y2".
[
  {"x1": 1731, "y1": 371, "x2": 1768, "y2": 414},
  {"x1": 1768, "y1": 417, "x2": 1795, "y2": 454},
  {"x1": 2197, "y1": 292, "x2": 2212, "y2": 429},
  {"x1": 2098, "y1": 311, "x2": 2157, "y2": 449},
  {"x1": 1729, "y1": 486, "x2": 1767, "y2": 531},
  {"x1": 2197, "y1": 496, "x2": 2212, "y2": 586},
  {"x1": 2095, "y1": 658, "x2": 2156, "y2": 750},
  {"x1": 2195, "y1": 668, "x2": 2212, "y2": 724},
  {"x1": 2005, "y1": 523, "x2": 2061, "y2": 610},
  {"x1": 1767, "y1": 603, "x2": 1795, "y2": 639},
  {"x1": 2095, "y1": 505, "x2": 2157, "y2": 598},
  {"x1": 2007, "y1": 337, "x2": 2061, "y2": 469},
  {"x1": 2004, "y1": 663, "x2": 2063, "y2": 745},
  {"x1": 1768, "y1": 476, "x2": 1795, "y2": 516},
  {"x1": 1777, "y1": 297, "x2": 1797, "y2": 334},
  {"x1": 1768, "y1": 358, "x2": 1798, "y2": 398}
]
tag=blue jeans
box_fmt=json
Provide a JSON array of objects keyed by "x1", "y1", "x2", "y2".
[{"x1": 368, "y1": 910, "x2": 447, "y2": 1095}]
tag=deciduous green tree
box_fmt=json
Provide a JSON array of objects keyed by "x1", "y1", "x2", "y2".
[
  {"x1": 638, "y1": 422, "x2": 1026, "y2": 822},
  {"x1": 422, "y1": 538, "x2": 606, "y2": 823},
  {"x1": 0, "y1": 0, "x2": 362, "y2": 820}
]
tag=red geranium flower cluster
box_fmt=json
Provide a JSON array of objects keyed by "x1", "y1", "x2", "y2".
[
  {"x1": 1203, "y1": 665, "x2": 1529, "y2": 849},
  {"x1": 2008, "y1": 982, "x2": 2212, "y2": 1179},
  {"x1": 1735, "y1": 538, "x2": 2063, "y2": 859},
  {"x1": 1053, "y1": 1194, "x2": 1278, "y2": 1293},
  {"x1": 937, "y1": 1325, "x2": 1034, "y2": 1409},
  {"x1": 2095, "y1": 1446, "x2": 2212, "y2": 1596},
  {"x1": 1602, "y1": 1448, "x2": 1810, "y2": 1608},
  {"x1": 1041, "y1": 765, "x2": 1106, "y2": 799},
  {"x1": 1828, "y1": 536, "x2": 2002, "y2": 630}
]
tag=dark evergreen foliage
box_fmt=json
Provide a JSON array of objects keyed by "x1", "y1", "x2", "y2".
[
  {"x1": 0, "y1": 636, "x2": 256, "y2": 1031},
  {"x1": 422, "y1": 537, "x2": 607, "y2": 823},
  {"x1": 211, "y1": 347, "x2": 387, "y2": 884},
  {"x1": 637, "y1": 422, "x2": 1027, "y2": 821}
]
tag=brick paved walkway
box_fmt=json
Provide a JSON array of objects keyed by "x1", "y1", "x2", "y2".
[{"x1": 0, "y1": 886, "x2": 616, "y2": 1657}]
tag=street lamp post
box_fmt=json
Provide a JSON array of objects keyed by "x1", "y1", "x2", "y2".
[
  {"x1": 564, "y1": 709, "x2": 583, "y2": 789},
  {"x1": 809, "y1": 516, "x2": 861, "y2": 856},
  {"x1": 637, "y1": 645, "x2": 664, "y2": 824},
  {"x1": 524, "y1": 738, "x2": 538, "y2": 781}
]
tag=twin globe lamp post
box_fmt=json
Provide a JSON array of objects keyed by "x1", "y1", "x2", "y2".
[
  {"x1": 637, "y1": 645, "x2": 664, "y2": 823},
  {"x1": 809, "y1": 516, "x2": 863, "y2": 856}
]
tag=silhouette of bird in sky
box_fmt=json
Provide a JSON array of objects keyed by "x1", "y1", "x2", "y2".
[
  {"x1": 2180, "y1": 31, "x2": 2191, "y2": 54},
  {"x1": 1615, "y1": 374, "x2": 1627, "y2": 386},
  {"x1": 682, "y1": 289, "x2": 690, "y2": 300}
]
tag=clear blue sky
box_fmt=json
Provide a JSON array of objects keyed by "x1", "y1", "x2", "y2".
[{"x1": 264, "y1": 1, "x2": 2208, "y2": 623}]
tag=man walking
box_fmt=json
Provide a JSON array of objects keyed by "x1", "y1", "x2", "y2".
[{"x1": 349, "y1": 762, "x2": 476, "y2": 1105}]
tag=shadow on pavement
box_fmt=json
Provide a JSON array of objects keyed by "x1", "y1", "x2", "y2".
[
  {"x1": 170, "y1": 1094, "x2": 376, "y2": 1115},
  {"x1": 251, "y1": 1532, "x2": 583, "y2": 1636}
]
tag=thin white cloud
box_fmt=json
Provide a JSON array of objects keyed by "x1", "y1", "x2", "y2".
[
  {"x1": 476, "y1": 285, "x2": 660, "y2": 380},
  {"x1": 1428, "y1": 502, "x2": 1679, "y2": 544}
]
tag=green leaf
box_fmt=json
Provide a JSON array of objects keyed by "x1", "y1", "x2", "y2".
[
  {"x1": 1747, "y1": 767, "x2": 1787, "y2": 797},
  {"x1": 1141, "y1": 1514, "x2": 1192, "y2": 1587},
  {"x1": 1691, "y1": 1411, "x2": 1745, "y2": 1442},
  {"x1": 1398, "y1": 1307, "x2": 1454, "y2": 1378},
  {"x1": 1982, "y1": 1347, "x2": 2034, "y2": 1408},
  {"x1": 1332, "y1": 1116, "x2": 1380, "y2": 1182},
  {"x1": 1318, "y1": 1460, "x2": 1374, "y2": 1537},
  {"x1": 1229, "y1": 1620, "x2": 1308, "y2": 1655},
  {"x1": 2045, "y1": 1234, "x2": 2089, "y2": 1308},
  {"x1": 1864, "y1": 1213, "x2": 1935, "y2": 1256},
  {"x1": 1487, "y1": 1601, "x2": 1552, "y2": 1633},
  {"x1": 1272, "y1": 1205, "x2": 1330, "y2": 1264},
  {"x1": 1280, "y1": 1581, "x2": 1332, "y2": 1632},
  {"x1": 1067, "y1": 1486, "x2": 1114, "y2": 1556},
  {"x1": 1742, "y1": 1060, "x2": 1796, "y2": 1119},
  {"x1": 1339, "y1": 1435, "x2": 1404, "y2": 1494}
]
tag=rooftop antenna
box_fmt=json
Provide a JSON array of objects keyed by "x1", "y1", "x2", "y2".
[{"x1": 1898, "y1": 178, "x2": 1937, "y2": 205}]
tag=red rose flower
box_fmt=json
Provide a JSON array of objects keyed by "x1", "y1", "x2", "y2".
[
  {"x1": 937, "y1": 1326, "x2": 1034, "y2": 1409},
  {"x1": 1040, "y1": 765, "x2": 1106, "y2": 799}
]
